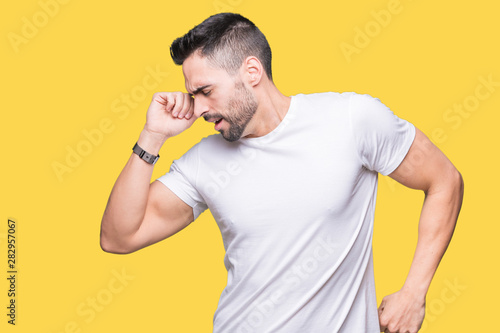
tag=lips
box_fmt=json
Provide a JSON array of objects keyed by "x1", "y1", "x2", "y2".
[
  {"x1": 204, "y1": 115, "x2": 224, "y2": 130},
  {"x1": 214, "y1": 118, "x2": 223, "y2": 130}
]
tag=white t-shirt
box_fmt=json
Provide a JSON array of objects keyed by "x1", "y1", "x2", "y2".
[{"x1": 157, "y1": 92, "x2": 416, "y2": 332}]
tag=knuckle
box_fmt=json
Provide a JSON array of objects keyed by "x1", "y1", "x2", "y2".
[{"x1": 387, "y1": 324, "x2": 397, "y2": 332}]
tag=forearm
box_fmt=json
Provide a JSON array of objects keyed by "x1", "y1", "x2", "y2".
[
  {"x1": 402, "y1": 170, "x2": 464, "y2": 298},
  {"x1": 100, "y1": 129, "x2": 168, "y2": 251}
]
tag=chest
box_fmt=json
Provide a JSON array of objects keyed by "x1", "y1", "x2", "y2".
[{"x1": 198, "y1": 135, "x2": 362, "y2": 233}]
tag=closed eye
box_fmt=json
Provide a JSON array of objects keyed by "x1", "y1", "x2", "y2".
[{"x1": 190, "y1": 85, "x2": 212, "y2": 97}]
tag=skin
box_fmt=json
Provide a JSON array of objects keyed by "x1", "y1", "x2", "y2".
[
  {"x1": 181, "y1": 50, "x2": 291, "y2": 139},
  {"x1": 100, "y1": 51, "x2": 463, "y2": 333},
  {"x1": 378, "y1": 128, "x2": 463, "y2": 333},
  {"x1": 199, "y1": 79, "x2": 258, "y2": 142}
]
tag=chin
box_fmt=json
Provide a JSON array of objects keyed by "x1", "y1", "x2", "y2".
[{"x1": 220, "y1": 132, "x2": 240, "y2": 142}]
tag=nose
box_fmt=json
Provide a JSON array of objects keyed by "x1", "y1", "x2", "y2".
[{"x1": 193, "y1": 97, "x2": 209, "y2": 119}]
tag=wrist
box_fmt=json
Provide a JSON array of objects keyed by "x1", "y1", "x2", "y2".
[
  {"x1": 137, "y1": 128, "x2": 169, "y2": 156},
  {"x1": 401, "y1": 282, "x2": 428, "y2": 303}
]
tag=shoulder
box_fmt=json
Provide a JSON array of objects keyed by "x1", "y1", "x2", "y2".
[
  {"x1": 348, "y1": 92, "x2": 400, "y2": 129},
  {"x1": 196, "y1": 133, "x2": 237, "y2": 152},
  {"x1": 293, "y1": 92, "x2": 370, "y2": 113},
  {"x1": 293, "y1": 91, "x2": 355, "y2": 104},
  {"x1": 171, "y1": 134, "x2": 221, "y2": 165},
  {"x1": 348, "y1": 92, "x2": 387, "y2": 109},
  {"x1": 295, "y1": 91, "x2": 384, "y2": 105},
  {"x1": 188, "y1": 133, "x2": 242, "y2": 163},
  {"x1": 180, "y1": 133, "x2": 226, "y2": 152},
  {"x1": 290, "y1": 92, "x2": 360, "y2": 122}
]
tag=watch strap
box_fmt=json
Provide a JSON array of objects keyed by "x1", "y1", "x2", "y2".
[{"x1": 132, "y1": 142, "x2": 159, "y2": 165}]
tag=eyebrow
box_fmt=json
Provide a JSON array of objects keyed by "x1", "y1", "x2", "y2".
[{"x1": 189, "y1": 84, "x2": 211, "y2": 97}]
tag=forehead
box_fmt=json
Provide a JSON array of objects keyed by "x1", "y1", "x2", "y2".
[{"x1": 182, "y1": 52, "x2": 232, "y2": 93}]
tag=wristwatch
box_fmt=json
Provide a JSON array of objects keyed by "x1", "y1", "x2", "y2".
[{"x1": 132, "y1": 142, "x2": 160, "y2": 165}]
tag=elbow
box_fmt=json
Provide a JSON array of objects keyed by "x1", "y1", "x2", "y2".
[
  {"x1": 447, "y1": 168, "x2": 464, "y2": 232},
  {"x1": 456, "y1": 170, "x2": 465, "y2": 215},
  {"x1": 100, "y1": 239, "x2": 136, "y2": 255},
  {"x1": 100, "y1": 229, "x2": 136, "y2": 255},
  {"x1": 446, "y1": 167, "x2": 464, "y2": 222},
  {"x1": 426, "y1": 166, "x2": 464, "y2": 215},
  {"x1": 100, "y1": 238, "x2": 120, "y2": 254},
  {"x1": 451, "y1": 167, "x2": 464, "y2": 199},
  {"x1": 427, "y1": 165, "x2": 464, "y2": 198},
  {"x1": 100, "y1": 240, "x2": 115, "y2": 254},
  {"x1": 436, "y1": 163, "x2": 464, "y2": 197}
]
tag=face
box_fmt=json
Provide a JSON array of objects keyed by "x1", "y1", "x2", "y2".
[{"x1": 183, "y1": 52, "x2": 258, "y2": 142}]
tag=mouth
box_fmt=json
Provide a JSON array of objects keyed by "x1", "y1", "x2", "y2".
[
  {"x1": 204, "y1": 115, "x2": 225, "y2": 131},
  {"x1": 214, "y1": 118, "x2": 223, "y2": 131}
]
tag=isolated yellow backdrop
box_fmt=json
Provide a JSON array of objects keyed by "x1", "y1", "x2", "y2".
[{"x1": 1, "y1": 0, "x2": 498, "y2": 332}]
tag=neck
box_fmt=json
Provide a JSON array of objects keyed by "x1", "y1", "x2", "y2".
[{"x1": 243, "y1": 80, "x2": 291, "y2": 139}]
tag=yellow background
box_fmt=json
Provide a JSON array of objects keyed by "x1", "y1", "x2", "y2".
[{"x1": 1, "y1": 0, "x2": 498, "y2": 331}]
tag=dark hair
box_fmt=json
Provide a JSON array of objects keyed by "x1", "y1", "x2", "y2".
[{"x1": 170, "y1": 13, "x2": 273, "y2": 80}]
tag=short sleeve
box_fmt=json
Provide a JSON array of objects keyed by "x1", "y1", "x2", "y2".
[
  {"x1": 349, "y1": 93, "x2": 416, "y2": 176},
  {"x1": 156, "y1": 143, "x2": 208, "y2": 220}
]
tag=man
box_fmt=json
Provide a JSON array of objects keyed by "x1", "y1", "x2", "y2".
[{"x1": 100, "y1": 12, "x2": 464, "y2": 333}]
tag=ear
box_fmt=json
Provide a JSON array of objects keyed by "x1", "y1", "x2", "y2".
[{"x1": 242, "y1": 56, "x2": 263, "y2": 87}]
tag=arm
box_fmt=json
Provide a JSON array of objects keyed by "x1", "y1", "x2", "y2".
[
  {"x1": 378, "y1": 128, "x2": 464, "y2": 333},
  {"x1": 100, "y1": 92, "x2": 197, "y2": 254}
]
